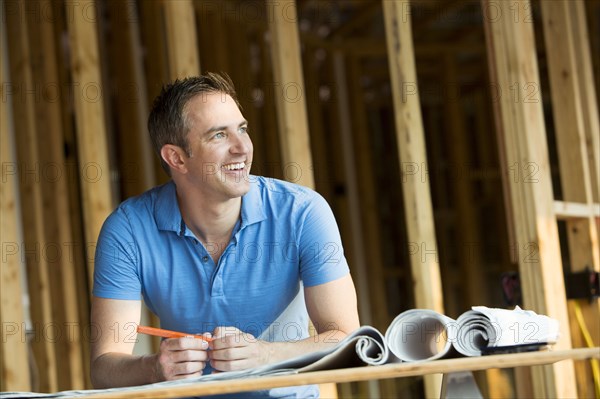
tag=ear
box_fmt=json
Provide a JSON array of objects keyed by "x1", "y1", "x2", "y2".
[{"x1": 160, "y1": 144, "x2": 188, "y2": 174}]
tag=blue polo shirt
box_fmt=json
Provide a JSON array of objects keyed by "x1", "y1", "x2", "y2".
[{"x1": 93, "y1": 176, "x2": 350, "y2": 398}]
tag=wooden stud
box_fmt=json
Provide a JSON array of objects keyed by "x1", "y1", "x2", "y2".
[
  {"x1": 65, "y1": 0, "x2": 114, "y2": 288},
  {"x1": 27, "y1": 1, "x2": 84, "y2": 389},
  {"x1": 266, "y1": 0, "x2": 314, "y2": 189},
  {"x1": 105, "y1": 0, "x2": 160, "y2": 354},
  {"x1": 331, "y1": 51, "x2": 381, "y2": 399},
  {"x1": 303, "y1": 46, "x2": 333, "y2": 200},
  {"x1": 540, "y1": 2, "x2": 600, "y2": 397},
  {"x1": 266, "y1": 2, "x2": 335, "y2": 395},
  {"x1": 5, "y1": 0, "x2": 58, "y2": 391},
  {"x1": 259, "y1": 30, "x2": 283, "y2": 180},
  {"x1": 347, "y1": 56, "x2": 389, "y2": 328},
  {"x1": 106, "y1": 0, "x2": 155, "y2": 198},
  {"x1": 347, "y1": 55, "x2": 398, "y2": 399},
  {"x1": 382, "y1": 0, "x2": 445, "y2": 312},
  {"x1": 443, "y1": 54, "x2": 486, "y2": 308},
  {"x1": 137, "y1": 0, "x2": 170, "y2": 186},
  {"x1": 482, "y1": 0, "x2": 576, "y2": 396},
  {"x1": 0, "y1": 15, "x2": 31, "y2": 392},
  {"x1": 49, "y1": 0, "x2": 93, "y2": 386},
  {"x1": 570, "y1": 0, "x2": 599, "y2": 204},
  {"x1": 162, "y1": 0, "x2": 201, "y2": 78},
  {"x1": 383, "y1": 2, "x2": 445, "y2": 396}
]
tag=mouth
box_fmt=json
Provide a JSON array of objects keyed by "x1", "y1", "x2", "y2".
[{"x1": 221, "y1": 161, "x2": 247, "y2": 172}]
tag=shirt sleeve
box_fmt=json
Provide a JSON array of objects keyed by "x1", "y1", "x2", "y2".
[
  {"x1": 92, "y1": 207, "x2": 142, "y2": 300},
  {"x1": 297, "y1": 192, "x2": 350, "y2": 287}
]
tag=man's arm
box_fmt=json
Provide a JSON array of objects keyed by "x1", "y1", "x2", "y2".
[
  {"x1": 209, "y1": 274, "x2": 360, "y2": 371},
  {"x1": 90, "y1": 297, "x2": 210, "y2": 388}
]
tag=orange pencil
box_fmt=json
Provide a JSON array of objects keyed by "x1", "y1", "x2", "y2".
[{"x1": 137, "y1": 325, "x2": 213, "y2": 342}]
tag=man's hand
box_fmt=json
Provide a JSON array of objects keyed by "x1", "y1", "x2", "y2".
[
  {"x1": 155, "y1": 336, "x2": 210, "y2": 380},
  {"x1": 209, "y1": 327, "x2": 270, "y2": 371}
]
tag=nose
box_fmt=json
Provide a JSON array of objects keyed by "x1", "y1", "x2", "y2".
[{"x1": 230, "y1": 132, "x2": 251, "y2": 154}]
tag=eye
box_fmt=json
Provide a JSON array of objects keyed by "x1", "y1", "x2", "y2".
[
  {"x1": 239, "y1": 126, "x2": 249, "y2": 134},
  {"x1": 213, "y1": 132, "x2": 226, "y2": 139}
]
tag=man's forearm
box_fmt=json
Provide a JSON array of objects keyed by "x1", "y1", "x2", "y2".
[{"x1": 91, "y1": 352, "x2": 158, "y2": 389}]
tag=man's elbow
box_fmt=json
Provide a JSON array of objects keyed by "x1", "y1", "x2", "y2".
[{"x1": 90, "y1": 353, "x2": 110, "y2": 389}]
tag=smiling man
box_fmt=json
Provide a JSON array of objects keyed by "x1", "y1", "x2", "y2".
[{"x1": 90, "y1": 73, "x2": 360, "y2": 398}]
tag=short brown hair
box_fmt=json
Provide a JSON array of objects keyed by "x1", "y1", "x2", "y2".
[{"x1": 148, "y1": 72, "x2": 241, "y2": 175}]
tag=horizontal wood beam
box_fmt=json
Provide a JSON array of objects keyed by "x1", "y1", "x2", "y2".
[
  {"x1": 554, "y1": 201, "x2": 600, "y2": 220},
  {"x1": 86, "y1": 348, "x2": 600, "y2": 399}
]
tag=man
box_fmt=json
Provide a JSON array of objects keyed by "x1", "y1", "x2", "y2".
[{"x1": 91, "y1": 73, "x2": 360, "y2": 398}]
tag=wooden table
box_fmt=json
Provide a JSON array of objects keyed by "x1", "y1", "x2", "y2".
[{"x1": 87, "y1": 347, "x2": 599, "y2": 398}]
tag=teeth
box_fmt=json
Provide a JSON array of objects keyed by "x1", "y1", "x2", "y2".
[{"x1": 223, "y1": 162, "x2": 245, "y2": 171}]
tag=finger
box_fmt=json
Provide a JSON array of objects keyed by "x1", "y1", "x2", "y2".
[
  {"x1": 212, "y1": 326, "x2": 243, "y2": 339},
  {"x1": 210, "y1": 332, "x2": 255, "y2": 350},
  {"x1": 172, "y1": 361, "x2": 206, "y2": 376},
  {"x1": 163, "y1": 337, "x2": 210, "y2": 351},
  {"x1": 209, "y1": 345, "x2": 254, "y2": 361},
  {"x1": 210, "y1": 358, "x2": 253, "y2": 372},
  {"x1": 168, "y1": 371, "x2": 203, "y2": 380},
  {"x1": 199, "y1": 332, "x2": 212, "y2": 340},
  {"x1": 170, "y1": 349, "x2": 210, "y2": 363}
]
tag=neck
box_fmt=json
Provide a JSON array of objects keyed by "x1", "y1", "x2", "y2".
[{"x1": 176, "y1": 185, "x2": 242, "y2": 243}]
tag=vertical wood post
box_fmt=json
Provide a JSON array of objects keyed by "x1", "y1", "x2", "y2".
[
  {"x1": 0, "y1": 14, "x2": 31, "y2": 392},
  {"x1": 5, "y1": 0, "x2": 57, "y2": 390},
  {"x1": 266, "y1": 1, "x2": 333, "y2": 396},
  {"x1": 266, "y1": 0, "x2": 314, "y2": 189},
  {"x1": 482, "y1": 0, "x2": 576, "y2": 396},
  {"x1": 65, "y1": 0, "x2": 113, "y2": 287},
  {"x1": 28, "y1": 2, "x2": 84, "y2": 389},
  {"x1": 163, "y1": 0, "x2": 201, "y2": 78},
  {"x1": 540, "y1": 2, "x2": 600, "y2": 397},
  {"x1": 106, "y1": 0, "x2": 155, "y2": 198},
  {"x1": 383, "y1": 1, "x2": 445, "y2": 396}
]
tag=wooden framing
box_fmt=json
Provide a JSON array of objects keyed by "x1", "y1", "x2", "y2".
[
  {"x1": 0, "y1": 16, "x2": 31, "y2": 392},
  {"x1": 27, "y1": 3, "x2": 85, "y2": 390},
  {"x1": 106, "y1": 0, "x2": 155, "y2": 198},
  {"x1": 540, "y1": 2, "x2": 600, "y2": 397},
  {"x1": 5, "y1": 0, "x2": 59, "y2": 391},
  {"x1": 382, "y1": 1, "x2": 444, "y2": 397},
  {"x1": 266, "y1": 0, "x2": 315, "y2": 189},
  {"x1": 570, "y1": 0, "x2": 600, "y2": 203},
  {"x1": 443, "y1": 54, "x2": 485, "y2": 307},
  {"x1": 482, "y1": 0, "x2": 576, "y2": 396},
  {"x1": 3, "y1": 0, "x2": 599, "y2": 396},
  {"x1": 65, "y1": 0, "x2": 113, "y2": 286},
  {"x1": 162, "y1": 0, "x2": 201, "y2": 78},
  {"x1": 331, "y1": 51, "x2": 380, "y2": 399}
]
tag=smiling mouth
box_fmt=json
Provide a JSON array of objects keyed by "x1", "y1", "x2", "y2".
[{"x1": 222, "y1": 161, "x2": 246, "y2": 171}]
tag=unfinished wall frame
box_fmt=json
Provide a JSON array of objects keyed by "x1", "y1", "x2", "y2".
[{"x1": 1, "y1": 0, "x2": 599, "y2": 397}]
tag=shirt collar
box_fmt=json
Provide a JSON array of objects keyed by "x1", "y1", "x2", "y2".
[
  {"x1": 154, "y1": 178, "x2": 267, "y2": 234},
  {"x1": 240, "y1": 176, "x2": 267, "y2": 228},
  {"x1": 154, "y1": 181, "x2": 185, "y2": 234}
]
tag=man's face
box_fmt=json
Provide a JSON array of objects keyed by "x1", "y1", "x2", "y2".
[{"x1": 182, "y1": 92, "x2": 253, "y2": 200}]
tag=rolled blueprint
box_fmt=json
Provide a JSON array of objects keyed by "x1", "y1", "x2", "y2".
[
  {"x1": 453, "y1": 306, "x2": 560, "y2": 357},
  {"x1": 385, "y1": 309, "x2": 455, "y2": 362}
]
